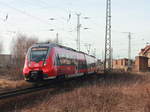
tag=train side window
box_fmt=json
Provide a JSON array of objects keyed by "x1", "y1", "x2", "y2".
[{"x1": 55, "y1": 54, "x2": 61, "y2": 66}]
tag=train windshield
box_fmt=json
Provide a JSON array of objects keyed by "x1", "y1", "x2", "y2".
[{"x1": 30, "y1": 47, "x2": 49, "y2": 62}]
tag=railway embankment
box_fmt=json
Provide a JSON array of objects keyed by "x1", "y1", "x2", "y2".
[
  {"x1": 0, "y1": 68, "x2": 31, "y2": 93},
  {"x1": 0, "y1": 72, "x2": 150, "y2": 112},
  {"x1": 0, "y1": 79, "x2": 32, "y2": 93}
]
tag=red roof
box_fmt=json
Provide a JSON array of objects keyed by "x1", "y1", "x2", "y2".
[{"x1": 139, "y1": 45, "x2": 150, "y2": 55}]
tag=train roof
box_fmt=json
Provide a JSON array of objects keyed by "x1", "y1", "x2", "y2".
[{"x1": 33, "y1": 42, "x2": 96, "y2": 58}]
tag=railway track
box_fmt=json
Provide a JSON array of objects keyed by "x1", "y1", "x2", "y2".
[
  {"x1": 0, "y1": 76, "x2": 75, "y2": 100},
  {"x1": 0, "y1": 82, "x2": 55, "y2": 100},
  {"x1": 0, "y1": 74, "x2": 98, "y2": 100}
]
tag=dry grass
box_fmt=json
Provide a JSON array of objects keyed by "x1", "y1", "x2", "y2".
[
  {"x1": 0, "y1": 79, "x2": 32, "y2": 92},
  {"x1": 23, "y1": 86, "x2": 124, "y2": 112},
  {"x1": 0, "y1": 68, "x2": 24, "y2": 80},
  {"x1": 0, "y1": 80, "x2": 30, "y2": 93},
  {"x1": 0, "y1": 68, "x2": 29, "y2": 92},
  {"x1": 1, "y1": 72, "x2": 150, "y2": 112},
  {"x1": 21, "y1": 73, "x2": 150, "y2": 112},
  {"x1": 22, "y1": 85, "x2": 148, "y2": 112}
]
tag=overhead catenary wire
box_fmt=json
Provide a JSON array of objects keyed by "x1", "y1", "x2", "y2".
[
  {"x1": 0, "y1": 1, "x2": 51, "y2": 26},
  {"x1": 0, "y1": 1, "x2": 74, "y2": 41}
]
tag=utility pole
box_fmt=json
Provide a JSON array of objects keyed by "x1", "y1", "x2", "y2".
[
  {"x1": 84, "y1": 43, "x2": 91, "y2": 54},
  {"x1": 93, "y1": 48, "x2": 96, "y2": 57},
  {"x1": 122, "y1": 32, "x2": 132, "y2": 68},
  {"x1": 128, "y1": 32, "x2": 131, "y2": 68},
  {"x1": 56, "y1": 32, "x2": 59, "y2": 44},
  {"x1": 76, "y1": 14, "x2": 81, "y2": 51},
  {"x1": 104, "y1": 0, "x2": 112, "y2": 72},
  {"x1": 102, "y1": 50, "x2": 104, "y2": 61}
]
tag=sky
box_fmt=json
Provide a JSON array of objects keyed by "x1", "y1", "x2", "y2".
[{"x1": 0, "y1": 0, "x2": 149, "y2": 59}]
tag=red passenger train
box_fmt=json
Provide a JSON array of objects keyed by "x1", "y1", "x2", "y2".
[{"x1": 23, "y1": 42, "x2": 97, "y2": 82}]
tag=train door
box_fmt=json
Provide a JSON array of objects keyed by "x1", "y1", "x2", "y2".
[{"x1": 74, "y1": 54, "x2": 79, "y2": 74}]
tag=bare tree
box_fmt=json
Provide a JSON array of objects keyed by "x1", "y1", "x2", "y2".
[{"x1": 11, "y1": 34, "x2": 38, "y2": 68}]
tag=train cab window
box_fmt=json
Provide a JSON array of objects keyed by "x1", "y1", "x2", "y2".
[{"x1": 30, "y1": 47, "x2": 49, "y2": 62}]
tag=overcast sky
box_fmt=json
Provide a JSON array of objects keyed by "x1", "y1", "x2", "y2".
[{"x1": 0, "y1": 0, "x2": 149, "y2": 59}]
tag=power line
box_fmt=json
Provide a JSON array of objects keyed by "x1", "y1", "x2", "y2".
[
  {"x1": 36, "y1": 0, "x2": 70, "y2": 15},
  {"x1": 0, "y1": 1, "x2": 51, "y2": 25}
]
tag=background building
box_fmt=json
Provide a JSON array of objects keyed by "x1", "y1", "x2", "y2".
[
  {"x1": 113, "y1": 58, "x2": 132, "y2": 71},
  {"x1": 132, "y1": 56, "x2": 148, "y2": 72},
  {"x1": 0, "y1": 54, "x2": 12, "y2": 68},
  {"x1": 139, "y1": 45, "x2": 150, "y2": 68}
]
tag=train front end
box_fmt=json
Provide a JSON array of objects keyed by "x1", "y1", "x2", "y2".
[{"x1": 23, "y1": 44, "x2": 56, "y2": 82}]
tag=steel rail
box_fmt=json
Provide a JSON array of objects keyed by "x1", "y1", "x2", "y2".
[
  {"x1": 0, "y1": 84, "x2": 52, "y2": 100},
  {"x1": 0, "y1": 74, "x2": 96, "y2": 100}
]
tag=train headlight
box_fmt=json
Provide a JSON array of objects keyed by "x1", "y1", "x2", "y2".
[
  {"x1": 28, "y1": 62, "x2": 31, "y2": 67},
  {"x1": 43, "y1": 61, "x2": 47, "y2": 66}
]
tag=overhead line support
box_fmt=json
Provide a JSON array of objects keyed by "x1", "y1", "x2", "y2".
[{"x1": 104, "y1": 0, "x2": 112, "y2": 72}]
